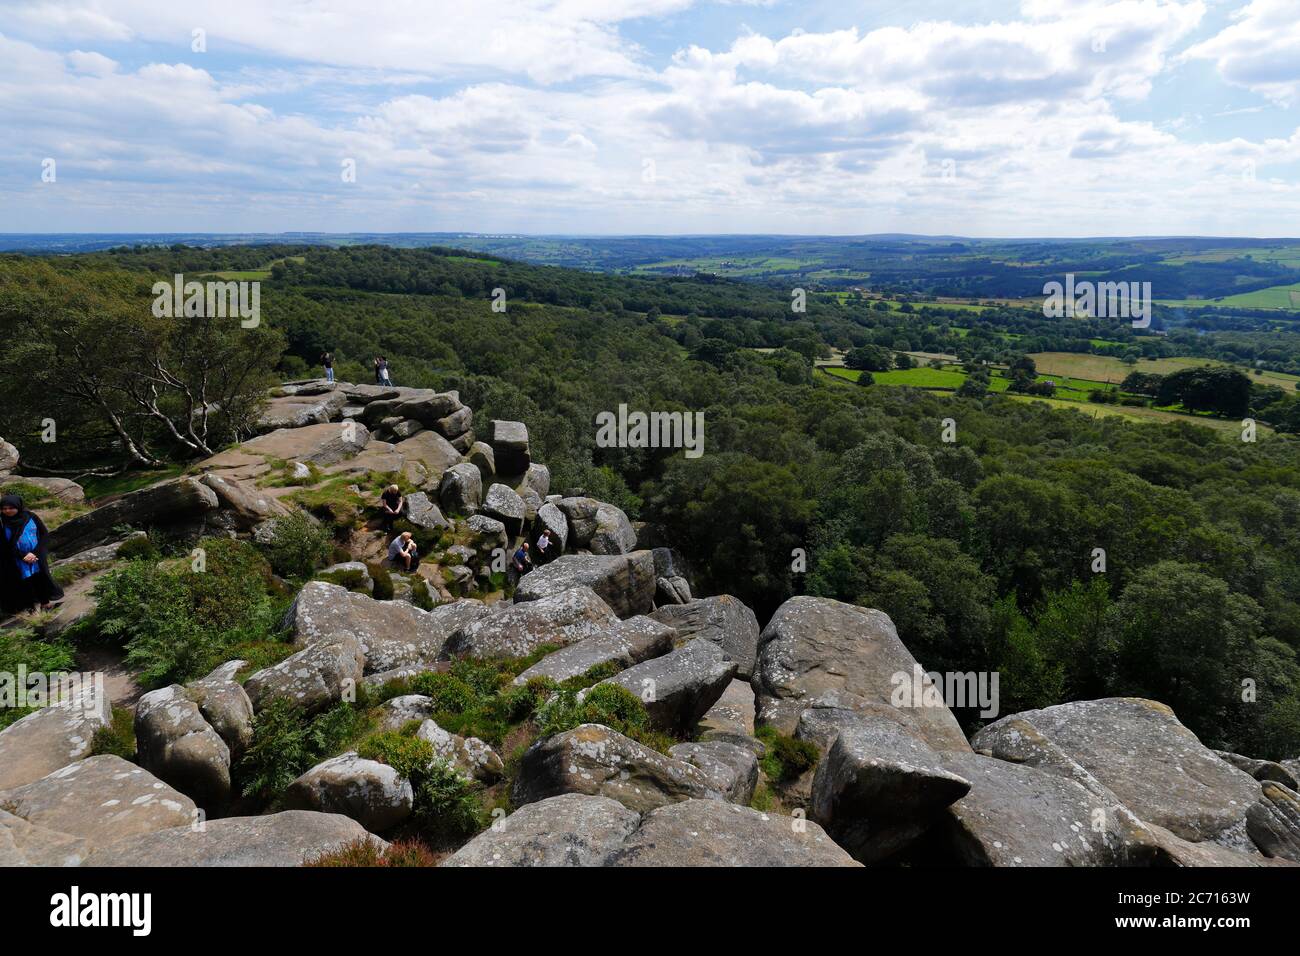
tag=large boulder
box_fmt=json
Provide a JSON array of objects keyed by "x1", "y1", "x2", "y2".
[
  {"x1": 669, "y1": 741, "x2": 759, "y2": 804},
  {"x1": 1245, "y1": 781, "x2": 1300, "y2": 862},
  {"x1": 377, "y1": 694, "x2": 437, "y2": 731},
  {"x1": 558, "y1": 497, "x2": 636, "y2": 554},
  {"x1": 187, "y1": 661, "x2": 254, "y2": 758},
  {"x1": 465, "y1": 514, "x2": 507, "y2": 558},
  {"x1": 697, "y1": 679, "x2": 758, "y2": 747},
  {"x1": 467, "y1": 442, "x2": 495, "y2": 484},
  {"x1": 404, "y1": 491, "x2": 451, "y2": 532},
  {"x1": 0, "y1": 688, "x2": 112, "y2": 790},
  {"x1": 489, "y1": 420, "x2": 530, "y2": 476},
  {"x1": 435, "y1": 405, "x2": 473, "y2": 440},
  {"x1": 1, "y1": 475, "x2": 85, "y2": 504},
  {"x1": 256, "y1": 390, "x2": 347, "y2": 431},
  {"x1": 806, "y1": 709, "x2": 971, "y2": 864},
  {"x1": 1216, "y1": 751, "x2": 1299, "y2": 789},
  {"x1": 939, "y1": 750, "x2": 1166, "y2": 867},
  {"x1": 442, "y1": 586, "x2": 617, "y2": 660},
  {"x1": 752, "y1": 596, "x2": 971, "y2": 752},
  {"x1": 394, "y1": 391, "x2": 463, "y2": 428},
  {"x1": 535, "y1": 501, "x2": 568, "y2": 552},
  {"x1": 592, "y1": 639, "x2": 737, "y2": 735},
  {"x1": 522, "y1": 463, "x2": 551, "y2": 498},
  {"x1": 395, "y1": 430, "x2": 462, "y2": 485},
  {"x1": 240, "y1": 421, "x2": 371, "y2": 467},
  {"x1": 0, "y1": 437, "x2": 18, "y2": 474},
  {"x1": 651, "y1": 595, "x2": 761, "y2": 680},
  {"x1": 0, "y1": 756, "x2": 196, "y2": 850},
  {"x1": 199, "y1": 473, "x2": 288, "y2": 528},
  {"x1": 972, "y1": 698, "x2": 1261, "y2": 846},
  {"x1": 87, "y1": 810, "x2": 380, "y2": 866},
  {"x1": 482, "y1": 482, "x2": 526, "y2": 536},
  {"x1": 283, "y1": 752, "x2": 413, "y2": 832},
  {"x1": 440, "y1": 463, "x2": 483, "y2": 515},
  {"x1": 514, "y1": 552, "x2": 657, "y2": 618},
  {"x1": 442, "y1": 794, "x2": 639, "y2": 867},
  {"x1": 134, "y1": 685, "x2": 231, "y2": 810},
  {"x1": 512, "y1": 724, "x2": 719, "y2": 812},
  {"x1": 244, "y1": 635, "x2": 365, "y2": 715},
  {"x1": 48, "y1": 477, "x2": 218, "y2": 557},
  {"x1": 511, "y1": 616, "x2": 675, "y2": 686},
  {"x1": 281, "y1": 581, "x2": 489, "y2": 674},
  {"x1": 606, "y1": 800, "x2": 859, "y2": 867},
  {"x1": 414, "y1": 720, "x2": 504, "y2": 783}
]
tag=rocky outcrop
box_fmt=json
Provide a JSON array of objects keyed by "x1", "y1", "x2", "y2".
[
  {"x1": 483, "y1": 482, "x2": 526, "y2": 536},
  {"x1": 557, "y1": 496, "x2": 636, "y2": 554},
  {"x1": 972, "y1": 698, "x2": 1261, "y2": 846},
  {"x1": 753, "y1": 596, "x2": 972, "y2": 752},
  {"x1": 87, "y1": 810, "x2": 380, "y2": 866},
  {"x1": 511, "y1": 615, "x2": 674, "y2": 686},
  {"x1": 439, "y1": 462, "x2": 483, "y2": 515},
  {"x1": 592, "y1": 639, "x2": 737, "y2": 735},
  {"x1": 515, "y1": 551, "x2": 657, "y2": 618},
  {"x1": 442, "y1": 586, "x2": 617, "y2": 660},
  {"x1": 0, "y1": 756, "x2": 196, "y2": 851},
  {"x1": 512, "y1": 724, "x2": 719, "y2": 812},
  {"x1": 48, "y1": 477, "x2": 218, "y2": 557},
  {"x1": 414, "y1": 719, "x2": 504, "y2": 783},
  {"x1": 1245, "y1": 781, "x2": 1300, "y2": 862},
  {"x1": 256, "y1": 390, "x2": 348, "y2": 432},
  {"x1": 442, "y1": 794, "x2": 640, "y2": 867},
  {"x1": 240, "y1": 421, "x2": 371, "y2": 467},
  {"x1": 651, "y1": 595, "x2": 760, "y2": 680},
  {"x1": 199, "y1": 472, "x2": 288, "y2": 528},
  {"x1": 283, "y1": 752, "x2": 414, "y2": 832},
  {"x1": 394, "y1": 430, "x2": 463, "y2": 485},
  {"x1": 489, "y1": 420, "x2": 530, "y2": 476},
  {"x1": 0, "y1": 688, "x2": 112, "y2": 790},
  {"x1": 535, "y1": 501, "x2": 568, "y2": 551},
  {"x1": 244, "y1": 634, "x2": 365, "y2": 715},
  {"x1": 134, "y1": 685, "x2": 231, "y2": 810}
]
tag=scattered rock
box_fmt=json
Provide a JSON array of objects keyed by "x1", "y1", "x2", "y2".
[
  {"x1": 0, "y1": 437, "x2": 18, "y2": 474},
  {"x1": 199, "y1": 472, "x2": 287, "y2": 528},
  {"x1": 443, "y1": 586, "x2": 618, "y2": 660},
  {"x1": 1, "y1": 475, "x2": 85, "y2": 504},
  {"x1": 284, "y1": 752, "x2": 413, "y2": 832},
  {"x1": 393, "y1": 430, "x2": 462, "y2": 485},
  {"x1": 467, "y1": 442, "x2": 495, "y2": 484},
  {"x1": 482, "y1": 482, "x2": 526, "y2": 535},
  {"x1": 134, "y1": 685, "x2": 231, "y2": 810},
  {"x1": 414, "y1": 719, "x2": 504, "y2": 783},
  {"x1": 187, "y1": 661, "x2": 255, "y2": 757},
  {"x1": 558, "y1": 497, "x2": 636, "y2": 554},
  {"x1": 697, "y1": 679, "x2": 758, "y2": 746},
  {"x1": 535, "y1": 501, "x2": 568, "y2": 552},
  {"x1": 405, "y1": 491, "x2": 451, "y2": 531},
  {"x1": 376, "y1": 694, "x2": 437, "y2": 731},
  {"x1": 442, "y1": 793, "x2": 639, "y2": 867},
  {"x1": 651, "y1": 595, "x2": 760, "y2": 680},
  {"x1": 514, "y1": 551, "x2": 657, "y2": 618},
  {"x1": 593, "y1": 638, "x2": 737, "y2": 735}
]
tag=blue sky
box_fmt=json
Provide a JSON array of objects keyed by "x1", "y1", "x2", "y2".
[{"x1": 1, "y1": 0, "x2": 1298, "y2": 236}]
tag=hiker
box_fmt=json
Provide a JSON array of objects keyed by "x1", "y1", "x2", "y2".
[
  {"x1": 377, "y1": 356, "x2": 393, "y2": 387},
  {"x1": 510, "y1": 541, "x2": 532, "y2": 583},
  {"x1": 1, "y1": 494, "x2": 64, "y2": 616},
  {"x1": 379, "y1": 484, "x2": 404, "y2": 533},
  {"x1": 387, "y1": 531, "x2": 419, "y2": 572},
  {"x1": 534, "y1": 528, "x2": 555, "y2": 565},
  {"x1": 373, "y1": 356, "x2": 384, "y2": 384},
  {"x1": 321, "y1": 351, "x2": 335, "y2": 383}
]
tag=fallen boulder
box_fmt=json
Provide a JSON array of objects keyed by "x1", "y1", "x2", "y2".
[
  {"x1": 514, "y1": 551, "x2": 656, "y2": 618},
  {"x1": 592, "y1": 638, "x2": 737, "y2": 735},
  {"x1": 442, "y1": 794, "x2": 639, "y2": 867},
  {"x1": 442, "y1": 586, "x2": 617, "y2": 660},
  {"x1": 283, "y1": 752, "x2": 413, "y2": 832},
  {"x1": 244, "y1": 635, "x2": 365, "y2": 715},
  {"x1": 511, "y1": 615, "x2": 674, "y2": 686},
  {"x1": 48, "y1": 477, "x2": 218, "y2": 557},
  {"x1": 440, "y1": 462, "x2": 483, "y2": 515},
  {"x1": 134, "y1": 685, "x2": 231, "y2": 811},
  {"x1": 669, "y1": 741, "x2": 759, "y2": 804},
  {"x1": 651, "y1": 595, "x2": 760, "y2": 680}
]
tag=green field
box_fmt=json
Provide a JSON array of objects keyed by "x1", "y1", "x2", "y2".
[
  {"x1": 1156, "y1": 281, "x2": 1300, "y2": 310},
  {"x1": 1030, "y1": 351, "x2": 1300, "y2": 390}
]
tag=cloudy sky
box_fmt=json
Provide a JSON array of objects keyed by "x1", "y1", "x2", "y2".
[{"x1": 1, "y1": 0, "x2": 1298, "y2": 236}]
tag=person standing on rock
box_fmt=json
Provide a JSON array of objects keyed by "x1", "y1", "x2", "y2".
[
  {"x1": 379, "y1": 484, "x2": 404, "y2": 533},
  {"x1": 534, "y1": 528, "x2": 554, "y2": 565},
  {"x1": 509, "y1": 541, "x2": 532, "y2": 586},
  {"x1": 377, "y1": 356, "x2": 393, "y2": 387},
  {"x1": 388, "y1": 531, "x2": 419, "y2": 572},
  {"x1": 1, "y1": 494, "x2": 63, "y2": 616},
  {"x1": 321, "y1": 351, "x2": 335, "y2": 383}
]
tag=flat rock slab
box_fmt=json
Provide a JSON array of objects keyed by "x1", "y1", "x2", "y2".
[
  {"x1": 972, "y1": 698, "x2": 1261, "y2": 845},
  {"x1": 512, "y1": 615, "x2": 675, "y2": 685},
  {"x1": 593, "y1": 639, "x2": 737, "y2": 735},
  {"x1": 0, "y1": 691, "x2": 111, "y2": 790},
  {"x1": 86, "y1": 810, "x2": 380, "y2": 866},
  {"x1": 394, "y1": 430, "x2": 463, "y2": 484},
  {"x1": 442, "y1": 794, "x2": 639, "y2": 867},
  {"x1": 240, "y1": 421, "x2": 371, "y2": 467},
  {"x1": 515, "y1": 551, "x2": 657, "y2": 619},
  {"x1": 753, "y1": 595, "x2": 971, "y2": 752},
  {"x1": 698, "y1": 679, "x2": 757, "y2": 742},
  {"x1": 48, "y1": 477, "x2": 218, "y2": 557},
  {"x1": 607, "y1": 799, "x2": 860, "y2": 867},
  {"x1": 442, "y1": 586, "x2": 617, "y2": 660},
  {"x1": 0, "y1": 755, "x2": 196, "y2": 850},
  {"x1": 0, "y1": 808, "x2": 90, "y2": 866}
]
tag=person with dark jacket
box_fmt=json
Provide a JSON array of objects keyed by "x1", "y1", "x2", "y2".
[
  {"x1": 320, "y1": 351, "x2": 335, "y2": 383},
  {"x1": 1, "y1": 494, "x2": 63, "y2": 615},
  {"x1": 379, "y1": 484, "x2": 404, "y2": 533}
]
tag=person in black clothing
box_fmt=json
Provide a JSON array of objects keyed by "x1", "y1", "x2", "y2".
[
  {"x1": 373, "y1": 356, "x2": 383, "y2": 384},
  {"x1": 379, "y1": 484, "x2": 404, "y2": 533},
  {"x1": 1, "y1": 494, "x2": 64, "y2": 615},
  {"x1": 320, "y1": 351, "x2": 335, "y2": 383}
]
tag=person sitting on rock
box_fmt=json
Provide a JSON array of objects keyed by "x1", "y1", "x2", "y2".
[
  {"x1": 1, "y1": 493, "x2": 64, "y2": 616},
  {"x1": 388, "y1": 531, "x2": 419, "y2": 572},
  {"x1": 321, "y1": 351, "x2": 335, "y2": 383},
  {"x1": 379, "y1": 484, "x2": 404, "y2": 533}
]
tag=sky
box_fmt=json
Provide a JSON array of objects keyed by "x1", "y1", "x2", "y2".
[{"x1": 1, "y1": 0, "x2": 1298, "y2": 237}]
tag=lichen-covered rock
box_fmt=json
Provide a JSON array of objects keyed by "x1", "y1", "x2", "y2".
[
  {"x1": 698, "y1": 679, "x2": 758, "y2": 747},
  {"x1": 48, "y1": 477, "x2": 219, "y2": 557},
  {"x1": 512, "y1": 615, "x2": 674, "y2": 686},
  {"x1": 244, "y1": 634, "x2": 365, "y2": 715},
  {"x1": 283, "y1": 752, "x2": 413, "y2": 832},
  {"x1": 0, "y1": 687, "x2": 111, "y2": 790},
  {"x1": 536, "y1": 501, "x2": 568, "y2": 552},
  {"x1": 439, "y1": 462, "x2": 483, "y2": 515},
  {"x1": 467, "y1": 442, "x2": 495, "y2": 484},
  {"x1": 405, "y1": 491, "x2": 451, "y2": 531},
  {"x1": 442, "y1": 586, "x2": 617, "y2": 660},
  {"x1": 255, "y1": 390, "x2": 347, "y2": 431},
  {"x1": 558, "y1": 496, "x2": 636, "y2": 554},
  {"x1": 188, "y1": 661, "x2": 255, "y2": 758},
  {"x1": 489, "y1": 420, "x2": 530, "y2": 476},
  {"x1": 972, "y1": 698, "x2": 1261, "y2": 846},
  {"x1": 514, "y1": 551, "x2": 657, "y2": 618},
  {"x1": 753, "y1": 596, "x2": 971, "y2": 752},
  {"x1": 1245, "y1": 781, "x2": 1300, "y2": 862},
  {"x1": 512, "y1": 724, "x2": 719, "y2": 812},
  {"x1": 414, "y1": 719, "x2": 504, "y2": 782},
  {"x1": 0, "y1": 756, "x2": 196, "y2": 850},
  {"x1": 134, "y1": 685, "x2": 231, "y2": 810},
  {"x1": 87, "y1": 810, "x2": 381, "y2": 866},
  {"x1": 669, "y1": 740, "x2": 758, "y2": 804},
  {"x1": 483, "y1": 482, "x2": 526, "y2": 534},
  {"x1": 522, "y1": 463, "x2": 551, "y2": 498},
  {"x1": 240, "y1": 421, "x2": 370, "y2": 467},
  {"x1": 592, "y1": 638, "x2": 737, "y2": 735},
  {"x1": 394, "y1": 430, "x2": 462, "y2": 485},
  {"x1": 1215, "y1": 751, "x2": 1299, "y2": 790},
  {"x1": 377, "y1": 694, "x2": 437, "y2": 731},
  {"x1": 0, "y1": 437, "x2": 18, "y2": 474},
  {"x1": 0, "y1": 808, "x2": 89, "y2": 866},
  {"x1": 607, "y1": 799, "x2": 860, "y2": 867},
  {"x1": 442, "y1": 794, "x2": 639, "y2": 867},
  {"x1": 651, "y1": 595, "x2": 760, "y2": 680}
]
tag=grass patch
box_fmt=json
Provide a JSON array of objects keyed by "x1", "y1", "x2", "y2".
[
  {"x1": 89, "y1": 705, "x2": 137, "y2": 760},
  {"x1": 754, "y1": 725, "x2": 819, "y2": 782}
]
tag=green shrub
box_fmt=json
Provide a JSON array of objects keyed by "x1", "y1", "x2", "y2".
[
  {"x1": 410, "y1": 672, "x2": 479, "y2": 713},
  {"x1": 535, "y1": 682, "x2": 671, "y2": 751},
  {"x1": 288, "y1": 479, "x2": 365, "y2": 539},
  {"x1": 755, "y1": 725, "x2": 819, "y2": 782},
  {"x1": 0, "y1": 628, "x2": 77, "y2": 730},
  {"x1": 116, "y1": 535, "x2": 160, "y2": 562},
  {"x1": 89, "y1": 705, "x2": 137, "y2": 760},
  {"x1": 236, "y1": 699, "x2": 369, "y2": 804},
  {"x1": 367, "y1": 561, "x2": 395, "y2": 600},
  {"x1": 262, "y1": 512, "x2": 332, "y2": 580},
  {"x1": 90, "y1": 537, "x2": 279, "y2": 687},
  {"x1": 358, "y1": 727, "x2": 483, "y2": 845},
  {"x1": 558, "y1": 660, "x2": 624, "y2": 691},
  {"x1": 316, "y1": 567, "x2": 371, "y2": 593}
]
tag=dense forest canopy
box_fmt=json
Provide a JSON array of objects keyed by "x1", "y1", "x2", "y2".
[{"x1": 3, "y1": 243, "x2": 1300, "y2": 759}]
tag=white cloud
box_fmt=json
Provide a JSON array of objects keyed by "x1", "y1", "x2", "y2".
[{"x1": 1184, "y1": 0, "x2": 1300, "y2": 104}]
